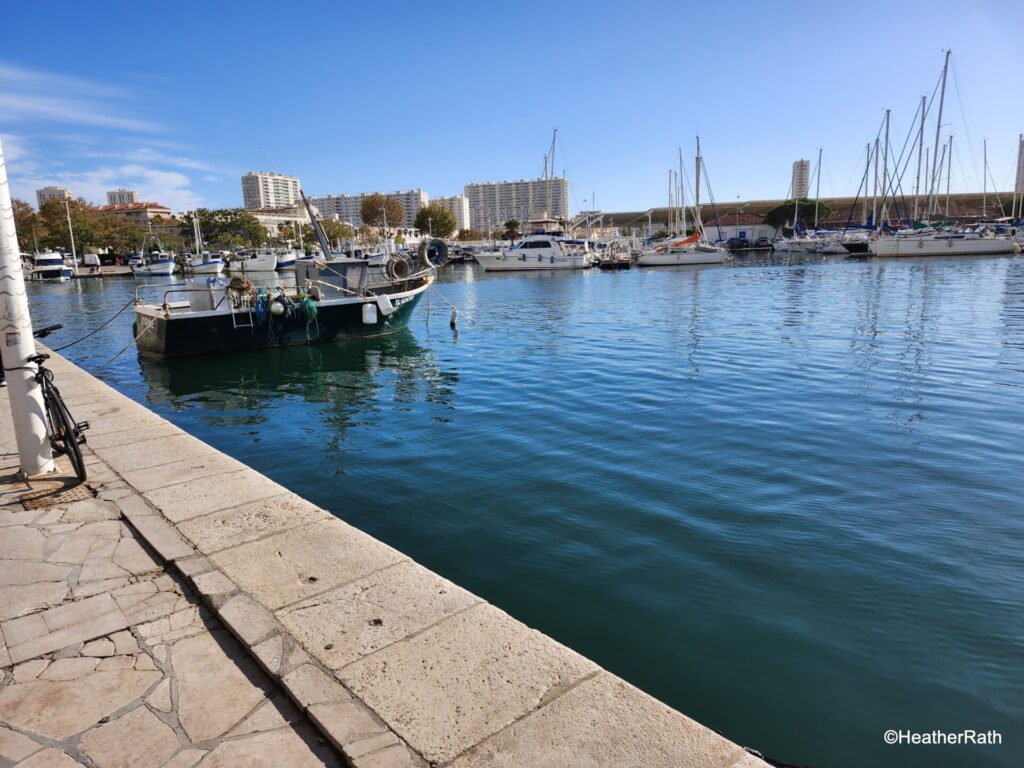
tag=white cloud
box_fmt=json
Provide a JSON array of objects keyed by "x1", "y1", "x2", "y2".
[
  {"x1": 0, "y1": 61, "x2": 160, "y2": 133},
  {"x1": 0, "y1": 94, "x2": 159, "y2": 132},
  {"x1": 11, "y1": 164, "x2": 202, "y2": 211},
  {"x1": 83, "y1": 147, "x2": 223, "y2": 173}
]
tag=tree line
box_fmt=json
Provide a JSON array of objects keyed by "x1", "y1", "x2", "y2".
[{"x1": 12, "y1": 192, "x2": 488, "y2": 254}]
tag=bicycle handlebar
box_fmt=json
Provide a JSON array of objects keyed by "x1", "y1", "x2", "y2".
[{"x1": 33, "y1": 324, "x2": 63, "y2": 338}]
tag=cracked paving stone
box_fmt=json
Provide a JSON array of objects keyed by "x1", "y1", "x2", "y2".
[{"x1": 80, "y1": 704, "x2": 179, "y2": 768}]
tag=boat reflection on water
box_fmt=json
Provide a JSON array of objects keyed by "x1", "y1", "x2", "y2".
[{"x1": 137, "y1": 329, "x2": 458, "y2": 434}]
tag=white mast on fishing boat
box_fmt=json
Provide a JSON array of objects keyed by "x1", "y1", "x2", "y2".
[{"x1": 63, "y1": 197, "x2": 77, "y2": 268}]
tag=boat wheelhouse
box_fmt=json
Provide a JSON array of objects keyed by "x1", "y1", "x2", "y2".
[{"x1": 29, "y1": 252, "x2": 75, "y2": 282}]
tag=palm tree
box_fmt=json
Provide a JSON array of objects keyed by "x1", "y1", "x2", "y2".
[{"x1": 503, "y1": 218, "x2": 520, "y2": 243}]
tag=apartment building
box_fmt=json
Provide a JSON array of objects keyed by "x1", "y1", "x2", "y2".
[
  {"x1": 106, "y1": 188, "x2": 140, "y2": 206},
  {"x1": 432, "y1": 195, "x2": 471, "y2": 232},
  {"x1": 36, "y1": 186, "x2": 72, "y2": 209},
  {"x1": 464, "y1": 177, "x2": 569, "y2": 231},
  {"x1": 310, "y1": 189, "x2": 428, "y2": 227},
  {"x1": 791, "y1": 160, "x2": 810, "y2": 199},
  {"x1": 241, "y1": 172, "x2": 301, "y2": 210}
]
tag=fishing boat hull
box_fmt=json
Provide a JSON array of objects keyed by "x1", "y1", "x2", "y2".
[
  {"x1": 187, "y1": 260, "x2": 225, "y2": 275},
  {"x1": 637, "y1": 248, "x2": 726, "y2": 266},
  {"x1": 133, "y1": 280, "x2": 429, "y2": 358},
  {"x1": 230, "y1": 253, "x2": 278, "y2": 271},
  {"x1": 869, "y1": 236, "x2": 1018, "y2": 258},
  {"x1": 132, "y1": 260, "x2": 176, "y2": 276}
]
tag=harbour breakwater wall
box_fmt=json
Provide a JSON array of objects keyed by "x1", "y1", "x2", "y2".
[{"x1": 8, "y1": 349, "x2": 769, "y2": 768}]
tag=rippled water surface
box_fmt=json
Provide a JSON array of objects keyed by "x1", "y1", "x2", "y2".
[{"x1": 24, "y1": 254, "x2": 1024, "y2": 767}]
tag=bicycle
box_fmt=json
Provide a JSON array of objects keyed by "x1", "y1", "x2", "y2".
[{"x1": 3, "y1": 324, "x2": 90, "y2": 482}]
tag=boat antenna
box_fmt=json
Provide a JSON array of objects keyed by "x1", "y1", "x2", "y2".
[{"x1": 300, "y1": 189, "x2": 333, "y2": 259}]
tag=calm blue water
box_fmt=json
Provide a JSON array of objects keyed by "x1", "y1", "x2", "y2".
[{"x1": 24, "y1": 254, "x2": 1024, "y2": 767}]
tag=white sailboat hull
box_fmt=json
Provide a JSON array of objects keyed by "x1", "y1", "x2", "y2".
[
  {"x1": 869, "y1": 236, "x2": 1018, "y2": 258},
  {"x1": 637, "y1": 247, "x2": 726, "y2": 266}
]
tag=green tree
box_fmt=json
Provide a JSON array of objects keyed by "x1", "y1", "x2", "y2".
[
  {"x1": 12, "y1": 198, "x2": 40, "y2": 251},
  {"x1": 183, "y1": 208, "x2": 266, "y2": 248},
  {"x1": 414, "y1": 204, "x2": 457, "y2": 238},
  {"x1": 38, "y1": 198, "x2": 102, "y2": 252},
  {"x1": 457, "y1": 228, "x2": 485, "y2": 241},
  {"x1": 360, "y1": 193, "x2": 407, "y2": 235},
  {"x1": 502, "y1": 218, "x2": 521, "y2": 243},
  {"x1": 320, "y1": 219, "x2": 354, "y2": 246},
  {"x1": 764, "y1": 198, "x2": 831, "y2": 229},
  {"x1": 98, "y1": 214, "x2": 146, "y2": 253}
]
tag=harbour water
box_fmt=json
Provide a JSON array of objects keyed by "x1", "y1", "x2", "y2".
[{"x1": 24, "y1": 254, "x2": 1024, "y2": 767}]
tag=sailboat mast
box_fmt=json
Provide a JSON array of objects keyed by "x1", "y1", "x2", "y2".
[
  {"x1": 913, "y1": 96, "x2": 926, "y2": 221},
  {"x1": 814, "y1": 146, "x2": 822, "y2": 229},
  {"x1": 667, "y1": 170, "x2": 673, "y2": 234},
  {"x1": 679, "y1": 147, "x2": 687, "y2": 234},
  {"x1": 930, "y1": 49, "x2": 952, "y2": 213},
  {"x1": 982, "y1": 138, "x2": 987, "y2": 219},
  {"x1": 880, "y1": 109, "x2": 890, "y2": 224},
  {"x1": 694, "y1": 136, "x2": 702, "y2": 218},
  {"x1": 872, "y1": 137, "x2": 880, "y2": 228},
  {"x1": 945, "y1": 135, "x2": 953, "y2": 219},
  {"x1": 863, "y1": 143, "x2": 870, "y2": 224}
]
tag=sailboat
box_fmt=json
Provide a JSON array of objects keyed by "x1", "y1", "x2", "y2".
[
  {"x1": 638, "y1": 139, "x2": 727, "y2": 266},
  {"x1": 868, "y1": 50, "x2": 1018, "y2": 258}
]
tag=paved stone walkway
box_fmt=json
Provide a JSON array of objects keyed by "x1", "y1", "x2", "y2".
[
  {"x1": 1, "y1": 416, "x2": 341, "y2": 766},
  {"x1": 3, "y1": 351, "x2": 768, "y2": 768}
]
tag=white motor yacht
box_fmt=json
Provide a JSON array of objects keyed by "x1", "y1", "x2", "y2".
[
  {"x1": 474, "y1": 234, "x2": 593, "y2": 271},
  {"x1": 30, "y1": 252, "x2": 75, "y2": 282}
]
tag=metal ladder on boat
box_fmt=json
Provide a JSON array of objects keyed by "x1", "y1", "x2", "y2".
[{"x1": 231, "y1": 298, "x2": 255, "y2": 330}]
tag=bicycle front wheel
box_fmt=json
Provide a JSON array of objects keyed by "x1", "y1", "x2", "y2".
[{"x1": 49, "y1": 391, "x2": 86, "y2": 483}]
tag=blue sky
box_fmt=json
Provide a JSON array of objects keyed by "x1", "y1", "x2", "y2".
[{"x1": 2, "y1": 0, "x2": 1022, "y2": 214}]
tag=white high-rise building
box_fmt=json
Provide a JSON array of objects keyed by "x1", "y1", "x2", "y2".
[
  {"x1": 464, "y1": 177, "x2": 569, "y2": 232},
  {"x1": 432, "y1": 195, "x2": 471, "y2": 232},
  {"x1": 241, "y1": 172, "x2": 301, "y2": 210},
  {"x1": 792, "y1": 159, "x2": 810, "y2": 199},
  {"x1": 36, "y1": 186, "x2": 72, "y2": 209},
  {"x1": 106, "y1": 188, "x2": 140, "y2": 206},
  {"x1": 310, "y1": 189, "x2": 428, "y2": 227}
]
